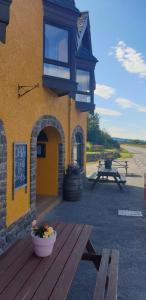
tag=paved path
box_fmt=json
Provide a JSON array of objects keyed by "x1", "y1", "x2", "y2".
[
  {"x1": 42, "y1": 159, "x2": 146, "y2": 300},
  {"x1": 123, "y1": 145, "x2": 146, "y2": 172}
]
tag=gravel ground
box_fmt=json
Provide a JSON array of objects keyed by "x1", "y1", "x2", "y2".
[{"x1": 42, "y1": 159, "x2": 146, "y2": 300}]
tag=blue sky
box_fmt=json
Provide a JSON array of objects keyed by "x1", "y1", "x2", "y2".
[{"x1": 76, "y1": 0, "x2": 146, "y2": 140}]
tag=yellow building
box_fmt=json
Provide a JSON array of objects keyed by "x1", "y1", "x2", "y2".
[{"x1": 0, "y1": 0, "x2": 97, "y2": 253}]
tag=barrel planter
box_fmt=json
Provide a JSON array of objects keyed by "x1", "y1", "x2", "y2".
[{"x1": 63, "y1": 165, "x2": 83, "y2": 201}]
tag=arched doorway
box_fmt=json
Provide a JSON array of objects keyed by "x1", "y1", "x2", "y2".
[
  {"x1": 0, "y1": 120, "x2": 7, "y2": 242},
  {"x1": 37, "y1": 126, "x2": 61, "y2": 196},
  {"x1": 72, "y1": 126, "x2": 84, "y2": 169},
  {"x1": 30, "y1": 116, "x2": 65, "y2": 216}
]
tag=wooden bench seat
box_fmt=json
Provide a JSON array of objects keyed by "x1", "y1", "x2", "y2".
[
  {"x1": 93, "y1": 249, "x2": 119, "y2": 300},
  {"x1": 82, "y1": 241, "x2": 119, "y2": 300}
]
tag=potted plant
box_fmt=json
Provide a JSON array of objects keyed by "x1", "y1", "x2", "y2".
[
  {"x1": 31, "y1": 220, "x2": 57, "y2": 257},
  {"x1": 104, "y1": 152, "x2": 113, "y2": 169}
]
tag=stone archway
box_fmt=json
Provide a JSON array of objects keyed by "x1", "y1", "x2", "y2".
[
  {"x1": 0, "y1": 120, "x2": 7, "y2": 247},
  {"x1": 71, "y1": 125, "x2": 85, "y2": 169},
  {"x1": 30, "y1": 116, "x2": 65, "y2": 213}
]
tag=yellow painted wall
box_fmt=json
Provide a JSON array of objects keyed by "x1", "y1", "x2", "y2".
[
  {"x1": 0, "y1": 0, "x2": 87, "y2": 226},
  {"x1": 37, "y1": 127, "x2": 61, "y2": 196}
]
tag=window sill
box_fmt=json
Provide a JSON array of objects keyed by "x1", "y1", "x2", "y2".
[
  {"x1": 43, "y1": 75, "x2": 78, "y2": 97},
  {"x1": 76, "y1": 101, "x2": 95, "y2": 112}
]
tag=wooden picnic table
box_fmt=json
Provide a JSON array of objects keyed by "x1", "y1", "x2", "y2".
[
  {"x1": 0, "y1": 222, "x2": 119, "y2": 300},
  {"x1": 91, "y1": 167, "x2": 126, "y2": 191}
]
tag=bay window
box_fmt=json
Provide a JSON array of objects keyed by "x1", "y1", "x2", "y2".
[
  {"x1": 76, "y1": 68, "x2": 92, "y2": 104},
  {"x1": 76, "y1": 69, "x2": 90, "y2": 92},
  {"x1": 43, "y1": 19, "x2": 77, "y2": 95},
  {"x1": 44, "y1": 23, "x2": 70, "y2": 81},
  {"x1": 44, "y1": 64, "x2": 70, "y2": 79},
  {"x1": 45, "y1": 24, "x2": 68, "y2": 63},
  {"x1": 76, "y1": 94, "x2": 91, "y2": 103}
]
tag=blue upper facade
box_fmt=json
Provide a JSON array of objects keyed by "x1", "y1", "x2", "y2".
[
  {"x1": 0, "y1": 0, "x2": 12, "y2": 43},
  {"x1": 43, "y1": 0, "x2": 98, "y2": 112}
]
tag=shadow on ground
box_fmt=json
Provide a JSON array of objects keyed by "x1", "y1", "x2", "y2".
[
  {"x1": 126, "y1": 173, "x2": 143, "y2": 178},
  {"x1": 42, "y1": 179, "x2": 146, "y2": 300}
]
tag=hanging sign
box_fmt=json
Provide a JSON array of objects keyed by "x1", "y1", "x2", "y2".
[{"x1": 13, "y1": 143, "x2": 27, "y2": 190}]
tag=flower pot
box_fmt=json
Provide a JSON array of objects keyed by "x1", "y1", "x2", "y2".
[{"x1": 31, "y1": 231, "x2": 57, "y2": 257}]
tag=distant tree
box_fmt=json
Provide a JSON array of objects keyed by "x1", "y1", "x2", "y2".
[
  {"x1": 87, "y1": 113, "x2": 100, "y2": 144},
  {"x1": 133, "y1": 139, "x2": 141, "y2": 144},
  {"x1": 87, "y1": 113, "x2": 120, "y2": 149}
]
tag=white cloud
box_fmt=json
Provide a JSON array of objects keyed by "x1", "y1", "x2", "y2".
[
  {"x1": 116, "y1": 97, "x2": 146, "y2": 113},
  {"x1": 115, "y1": 98, "x2": 134, "y2": 108},
  {"x1": 114, "y1": 41, "x2": 146, "y2": 77},
  {"x1": 95, "y1": 84, "x2": 116, "y2": 99},
  {"x1": 138, "y1": 106, "x2": 146, "y2": 112},
  {"x1": 95, "y1": 107, "x2": 122, "y2": 116}
]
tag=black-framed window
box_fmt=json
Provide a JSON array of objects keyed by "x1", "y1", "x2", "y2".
[
  {"x1": 45, "y1": 24, "x2": 69, "y2": 63},
  {"x1": 76, "y1": 94, "x2": 91, "y2": 103},
  {"x1": 44, "y1": 23, "x2": 71, "y2": 80},
  {"x1": 76, "y1": 68, "x2": 92, "y2": 103},
  {"x1": 76, "y1": 69, "x2": 90, "y2": 92},
  {"x1": 73, "y1": 133, "x2": 83, "y2": 169},
  {"x1": 44, "y1": 63, "x2": 70, "y2": 79}
]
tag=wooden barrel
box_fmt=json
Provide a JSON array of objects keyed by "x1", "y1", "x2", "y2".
[{"x1": 63, "y1": 173, "x2": 83, "y2": 201}]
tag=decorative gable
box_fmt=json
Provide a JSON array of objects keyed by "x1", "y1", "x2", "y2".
[{"x1": 75, "y1": 12, "x2": 98, "y2": 112}]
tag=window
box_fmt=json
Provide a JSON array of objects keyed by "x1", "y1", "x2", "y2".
[
  {"x1": 44, "y1": 64, "x2": 70, "y2": 79},
  {"x1": 73, "y1": 133, "x2": 83, "y2": 169},
  {"x1": 45, "y1": 24, "x2": 68, "y2": 63},
  {"x1": 76, "y1": 94, "x2": 91, "y2": 103},
  {"x1": 77, "y1": 69, "x2": 90, "y2": 92},
  {"x1": 76, "y1": 69, "x2": 91, "y2": 103}
]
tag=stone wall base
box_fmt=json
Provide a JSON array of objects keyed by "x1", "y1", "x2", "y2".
[{"x1": 0, "y1": 210, "x2": 35, "y2": 255}]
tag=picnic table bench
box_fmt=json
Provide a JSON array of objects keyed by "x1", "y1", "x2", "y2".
[
  {"x1": 0, "y1": 222, "x2": 119, "y2": 300},
  {"x1": 98, "y1": 160, "x2": 128, "y2": 176},
  {"x1": 89, "y1": 167, "x2": 126, "y2": 191}
]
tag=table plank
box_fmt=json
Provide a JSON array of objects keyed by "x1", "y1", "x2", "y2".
[
  {"x1": 49, "y1": 224, "x2": 92, "y2": 300},
  {"x1": 0, "y1": 238, "x2": 31, "y2": 273},
  {"x1": 0, "y1": 223, "x2": 62, "y2": 299},
  {"x1": 14, "y1": 223, "x2": 74, "y2": 300},
  {"x1": 0, "y1": 223, "x2": 93, "y2": 300},
  {"x1": 0, "y1": 242, "x2": 34, "y2": 295},
  {"x1": 32, "y1": 224, "x2": 84, "y2": 300},
  {"x1": 106, "y1": 250, "x2": 119, "y2": 300},
  {"x1": 93, "y1": 249, "x2": 111, "y2": 300}
]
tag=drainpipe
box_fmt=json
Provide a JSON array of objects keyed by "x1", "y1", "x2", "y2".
[{"x1": 68, "y1": 97, "x2": 72, "y2": 164}]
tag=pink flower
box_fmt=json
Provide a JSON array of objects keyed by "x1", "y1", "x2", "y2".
[
  {"x1": 44, "y1": 224, "x2": 49, "y2": 230},
  {"x1": 32, "y1": 220, "x2": 37, "y2": 227}
]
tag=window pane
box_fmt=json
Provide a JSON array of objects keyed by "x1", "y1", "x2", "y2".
[
  {"x1": 45, "y1": 24, "x2": 68, "y2": 63},
  {"x1": 44, "y1": 63, "x2": 70, "y2": 79},
  {"x1": 76, "y1": 94, "x2": 91, "y2": 103},
  {"x1": 77, "y1": 69, "x2": 90, "y2": 92}
]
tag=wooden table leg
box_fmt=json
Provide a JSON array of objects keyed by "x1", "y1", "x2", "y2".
[
  {"x1": 91, "y1": 174, "x2": 101, "y2": 189},
  {"x1": 114, "y1": 175, "x2": 124, "y2": 191},
  {"x1": 86, "y1": 240, "x2": 97, "y2": 254},
  {"x1": 82, "y1": 240, "x2": 101, "y2": 270}
]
